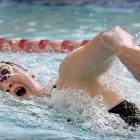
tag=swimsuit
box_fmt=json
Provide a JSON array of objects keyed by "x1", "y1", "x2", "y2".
[{"x1": 109, "y1": 100, "x2": 140, "y2": 127}]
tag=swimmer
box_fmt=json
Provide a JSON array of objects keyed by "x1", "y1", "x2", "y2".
[{"x1": 0, "y1": 26, "x2": 140, "y2": 127}]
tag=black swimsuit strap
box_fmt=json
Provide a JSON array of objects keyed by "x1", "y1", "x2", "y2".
[{"x1": 52, "y1": 84, "x2": 57, "y2": 89}]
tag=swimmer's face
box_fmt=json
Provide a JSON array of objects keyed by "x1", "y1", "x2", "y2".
[{"x1": 0, "y1": 63, "x2": 41, "y2": 98}]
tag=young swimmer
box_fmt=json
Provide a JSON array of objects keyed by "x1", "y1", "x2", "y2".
[{"x1": 0, "y1": 26, "x2": 140, "y2": 127}]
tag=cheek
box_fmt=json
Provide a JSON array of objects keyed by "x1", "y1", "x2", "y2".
[
  {"x1": 0, "y1": 82, "x2": 9, "y2": 91},
  {"x1": 7, "y1": 73, "x2": 29, "y2": 87}
]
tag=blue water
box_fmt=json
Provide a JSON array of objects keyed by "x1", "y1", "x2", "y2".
[{"x1": 0, "y1": 4, "x2": 140, "y2": 140}]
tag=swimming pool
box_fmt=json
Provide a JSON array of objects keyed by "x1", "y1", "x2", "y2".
[{"x1": 0, "y1": 3, "x2": 140, "y2": 140}]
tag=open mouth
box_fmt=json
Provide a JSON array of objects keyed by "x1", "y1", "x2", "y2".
[{"x1": 15, "y1": 87, "x2": 26, "y2": 97}]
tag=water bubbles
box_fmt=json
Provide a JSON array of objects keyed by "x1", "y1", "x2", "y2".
[
  {"x1": 28, "y1": 21, "x2": 37, "y2": 27},
  {"x1": 103, "y1": 19, "x2": 107, "y2": 27},
  {"x1": 0, "y1": 20, "x2": 3, "y2": 24},
  {"x1": 25, "y1": 28, "x2": 36, "y2": 33},
  {"x1": 15, "y1": 26, "x2": 20, "y2": 30},
  {"x1": 135, "y1": 32, "x2": 140, "y2": 38},
  {"x1": 44, "y1": 24, "x2": 52, "y2": 28},
  {"x1": 90, "y1": 12, "x2": 94, "y2": 17}
]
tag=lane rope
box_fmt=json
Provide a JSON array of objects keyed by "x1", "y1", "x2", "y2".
[{"x1": 0, "y1": 38, "x2": 90, "y2": 53}]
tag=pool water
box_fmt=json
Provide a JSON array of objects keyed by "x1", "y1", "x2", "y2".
[{"x1": 0, "y1": 4, "x2": 140, "y2": 140}]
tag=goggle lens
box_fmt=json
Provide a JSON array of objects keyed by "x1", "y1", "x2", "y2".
[{"x1": 0, "y1": 69, "x2": 10, "y2": 82}]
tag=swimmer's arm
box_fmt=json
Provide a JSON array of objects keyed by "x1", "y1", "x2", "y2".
[
  {"x1": 101, "y1": 26, "x2": 140, "y2": 81},
  {"x1": 116, "y1": 46, "x2": 140, "y2": 81}
]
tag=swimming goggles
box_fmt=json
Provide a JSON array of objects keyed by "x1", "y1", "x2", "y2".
[
  {"x1": 0, "y1": 67, "x2": 11, "y2": 82},
  {"x1": 0, "y1": 61, "x2": 28, "y2": 82}
]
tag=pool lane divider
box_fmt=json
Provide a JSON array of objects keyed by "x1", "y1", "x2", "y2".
[{"x1": 0, "y1": 38, "x2": 89, "y2": 53}]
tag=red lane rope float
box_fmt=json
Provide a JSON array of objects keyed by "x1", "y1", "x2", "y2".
[{"x1": 0, "y1": 38, "x2": 90, "y2": 53}]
